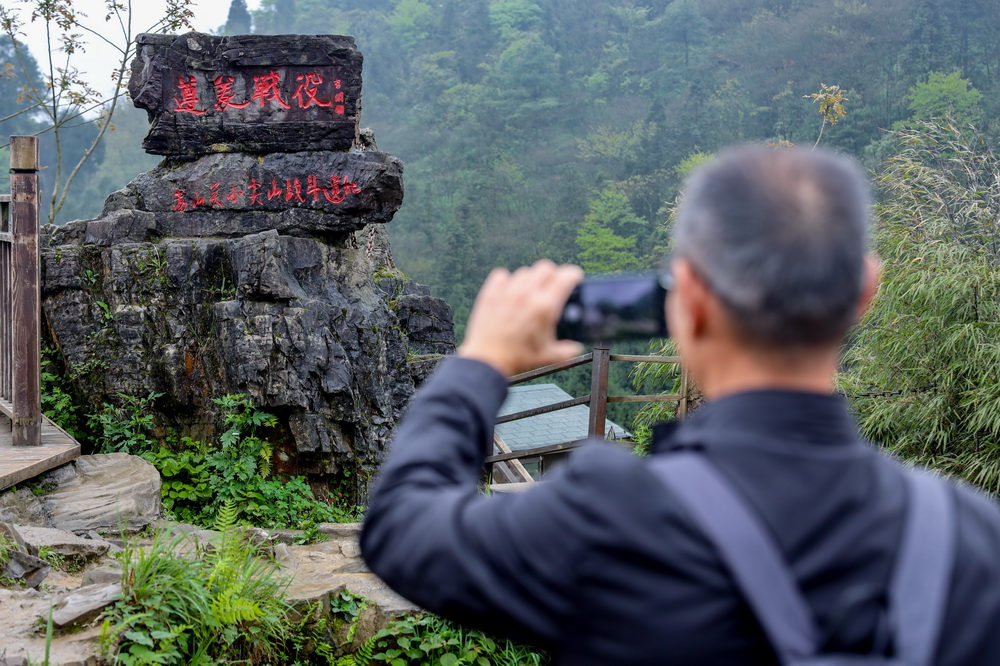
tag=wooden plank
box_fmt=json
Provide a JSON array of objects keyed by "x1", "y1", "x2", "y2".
[
  {"x1": 0, "y1": 416, "x2": 80, "y2": 491},
  {"x1": 588, "y1": 342, "x2": 610, "y2": 438},
  {"x1": 496, "y1": 394, "x2": 591, "y2": 424},
  {"x1": 0, "y1": 247, "x2": 8, "y2": 403},
  {"x1": 607, "y1": 394, "x2": 683, "y2": 403},
  {"x1": 489, "y1": 482, "x2": 534, "y2": 494},
  {"x1": 8, "y1": 136, "x2": 40, "y2": 446},
  {"x1": 493, "y1": 431, "x2": 534, "y2": 483},
  {"x1": 509, "y1": 353, "x2": 593, "y2": 385},
  {"x1": 485, "y1": 439, "x2": 585, "y2": 464},
  {"x1": 609, "y1": 355, "x2": 681, "y2": 364}
]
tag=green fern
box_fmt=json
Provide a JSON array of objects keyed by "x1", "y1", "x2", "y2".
[
  {"x1": 352, "y1": 633, "x2": 377, "y2": 666},
  {"x1": 213, "y1": 500, "x2": 239, "y2": 533},
  {"x1": 258, "y1": 444, "x2": 272, "y2": 478},
  {"x1": 210, "y1": 588, "x2": 263, "y2": 624}
]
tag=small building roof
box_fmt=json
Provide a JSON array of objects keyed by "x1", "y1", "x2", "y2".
[{"x1": 496, "y1": 383, "x2": 630, "y2": 451}]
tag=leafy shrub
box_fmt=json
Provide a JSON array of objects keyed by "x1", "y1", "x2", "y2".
[
  {"x1": 355, "y1": 614, "x2": 549, "y2": 666},
  {"x1": 139, "y1": 394, "x2": 361, "y2": 531},
  {"x1": 90, "y1": 392, "x2": 163, "y2": 454},
  {"x1": 40, "y1": 350, "x2": 84, "y2": 440},
  {"x1": 101, "y1": 525, "x2": 293, "y2": 664},
  {"x1": 142, "y1": 440, "x2": 214, "y2": 526}
]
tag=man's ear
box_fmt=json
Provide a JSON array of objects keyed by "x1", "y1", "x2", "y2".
[
  {"x1": 670, "y1": 257, "x2": 712, "y2": 340},
  {"x1": 856, "y1": 255, "x2": 881, "y2": 319}
]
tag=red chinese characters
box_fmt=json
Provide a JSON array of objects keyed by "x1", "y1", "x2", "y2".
[
  {"x1": 172, "y1": 69, "x2": 348, "y2": 116},
  {"x1": 213, "y1": 76, "x2": 251, "y2": 111},
  {"x1": 292, "y1": 73, "x2": 332, "y2": 109},
  {"x1": 171, "y1": 173, "x2": 361, "y2": 212},
  {"x1": 251, "y1": 71, "x2": 291, "y2": 109},
  {"x1": 173, "y1": 76, "x2": 206, "y2": 115}
]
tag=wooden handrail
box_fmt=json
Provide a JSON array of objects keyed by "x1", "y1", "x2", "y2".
[
  {"x1": 496, "y1": 395, "x2": 591, "y2": 424},
  {"x1": 491, "y1": 342, "x2": 688, "y2": 479},
  {"x1": 608, "y1": 394, "x2": 682, "y2": 403},
  {"x1": 509, "y1": 353, "x2": 593, "y2": 384},
  {"x1": 486, "y1": 439, "x2": 585, "y2": 464},
  {"x1": 609, "y1": 354, "x2": 681, "y2": 364}
]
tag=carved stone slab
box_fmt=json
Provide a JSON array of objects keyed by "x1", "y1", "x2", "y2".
[
  {"x1": 127, "y1": 151, "x2": 401, "y2": 217},
  {"x1": 128, "y1": 32, "x2": 363, "y2": 155}
]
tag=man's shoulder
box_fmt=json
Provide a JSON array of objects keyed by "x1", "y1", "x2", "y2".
[{"x1": 530, "y1": 440, "x2": 667, "y2": 504}]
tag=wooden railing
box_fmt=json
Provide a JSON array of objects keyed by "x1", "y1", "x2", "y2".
[
  {"x1": 0, "y1": 136, "x2": 41, "y2": 447},
  {"x1": 487, "y1": 341, "x2": 688, "y2": 483}
]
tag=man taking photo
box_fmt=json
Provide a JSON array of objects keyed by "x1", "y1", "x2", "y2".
[{"x1": 361, "y1": 145, "x2": 1000, "y2": 664}]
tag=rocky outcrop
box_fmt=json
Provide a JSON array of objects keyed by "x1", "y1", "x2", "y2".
[
  {"x1": 42, "y1": 200, "x2": 452, "y2": 495},
  {"x1": 41, "y1": 31, "x2": 454, "y2": 499}
]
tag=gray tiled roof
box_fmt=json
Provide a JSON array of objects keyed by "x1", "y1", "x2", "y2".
[{"x1": 496, "y1": 384, "x2": 630, "y2": 451}]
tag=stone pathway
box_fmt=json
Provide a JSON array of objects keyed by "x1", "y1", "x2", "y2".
[{"x1": 0, "y1": 455, "x2": 418, "y2": 665}]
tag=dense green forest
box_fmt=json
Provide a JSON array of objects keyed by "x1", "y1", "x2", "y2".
[
  {"x1": 244, "y1": 0, "x2": 999, "y2": 330},
  {"x1": 3, "y1": 0, "x2": 999, "y2": 428},
  {"x1": 6, "y1": 0, "x2": 997, "y2": 320}
]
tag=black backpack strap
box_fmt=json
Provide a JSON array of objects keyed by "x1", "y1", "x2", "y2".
[
  {"x1": 648, "y1": 452, "x2": 955, "y2": 666},
  {"x1": 889, "y1": 469, "x2": 955, "y2": 666},
  {"x1": 649, "y1": 452, "x2": 819, "y2": 663}
]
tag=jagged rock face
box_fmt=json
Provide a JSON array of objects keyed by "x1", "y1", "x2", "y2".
[{"x1": 40, "y1": 150, "x2": 454, "y2": 497}]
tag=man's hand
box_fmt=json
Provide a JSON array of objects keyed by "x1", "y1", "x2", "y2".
[{"x1": 458, "y1": 260, "x2": 584, "y2": 378}]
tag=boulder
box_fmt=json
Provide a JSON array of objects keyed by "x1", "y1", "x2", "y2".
[
  {"x1": 41, "y1": 185, "x2": 454, "y2": 499},
  {"x1": 51, "y1": 583, "x2": 122, "y2": 628},
  {"x1": 2, "y1": 550, "x2": 50, "y2": 589},
  {"x1": 42, "y1": 454, "x2": 161, "y2": 533},
  {"x1": 14, "y1": 526, "x2": 111, "y2": 560}
]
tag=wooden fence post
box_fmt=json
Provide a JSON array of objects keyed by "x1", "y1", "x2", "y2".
[
  {"x1": 588, "y1": 342, "x2": 611, "y2": 438},
  {"x1": 9, "y1": 136, "x2": 40, "y2": 447}
]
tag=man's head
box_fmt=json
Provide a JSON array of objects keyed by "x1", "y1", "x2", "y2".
[{"x1": 668, "y1": 145, "x2": 877, "y2": 394}]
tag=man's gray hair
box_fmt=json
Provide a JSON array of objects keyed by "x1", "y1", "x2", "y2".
[{"x1": 673, "y1": 145, "x2": 872, "y2": 346}]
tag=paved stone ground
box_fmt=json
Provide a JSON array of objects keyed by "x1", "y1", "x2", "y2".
[{"x1": 0, "y1": 523, "x2": 417, "y2": 665}]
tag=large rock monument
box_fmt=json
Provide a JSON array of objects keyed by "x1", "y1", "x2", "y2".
[{"x1": 40, "y1": 33, "x2": 454, "y2": 499}]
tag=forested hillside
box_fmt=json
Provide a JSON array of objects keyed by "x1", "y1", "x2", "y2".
[
  {"x1": 5, "y1": 0, "x2": 998, "y2": 332},
  {"x1": 239, "y1": 0, "x2": 999, "y2": 329}
]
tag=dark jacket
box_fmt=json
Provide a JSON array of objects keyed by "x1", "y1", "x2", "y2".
[{"x1": 361, "y1": 357, "x2": 1000, "y2": 664}]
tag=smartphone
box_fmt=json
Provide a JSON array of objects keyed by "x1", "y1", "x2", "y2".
[{"x1": 556, "y1": 272, "x2": 670, "y2": 343}]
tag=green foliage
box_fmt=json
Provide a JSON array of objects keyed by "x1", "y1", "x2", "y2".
[
  {"x1": 101, "y1": 526, "x2": 292, "y2": 664},
  {"x1": 841, "y1": 119, "x2": 1000, "y2": 493},
  {"x1": 575, "y1": 221, "x2": 641, "y2": 274},
  {"x1": 0, "y1": 530, "x2": 15, "y2": 572},
  {"x1": 142, "y1": 440, "x2": 214, "y2": 526},
  {"x1": 207, "y1": 394, "x2": 279, "y2": 506},
  {"x1": 387, "y1": 0, "x2": 436, "y2": 51},
  {"x1": 40, "y1": 350, "x2": 84, "y2": 441},
  {"x1": 90, "y1": 392, "x2": 163, "y2": 454},
  {"x1": 631, "y1": 338, "x2": 683, "y2": 433},
  {"x1": 222, "y1": 0, "x2": 253, "y2": 34},
  {"x1": 37, "y1": 546, "x2": 85, "y2": 573},
  {"x1": 139, "y1": 395, "x2": 361, "y2": 531},
  {"x1": 906, "y1": 71, "x2": 983, "y2": 126},
  {"x1": 356, "y1": 613, "x2": 549, "y2": 666},
  {"x1": 674, "y1": 151, "x2": 714, "y2": 181}
]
